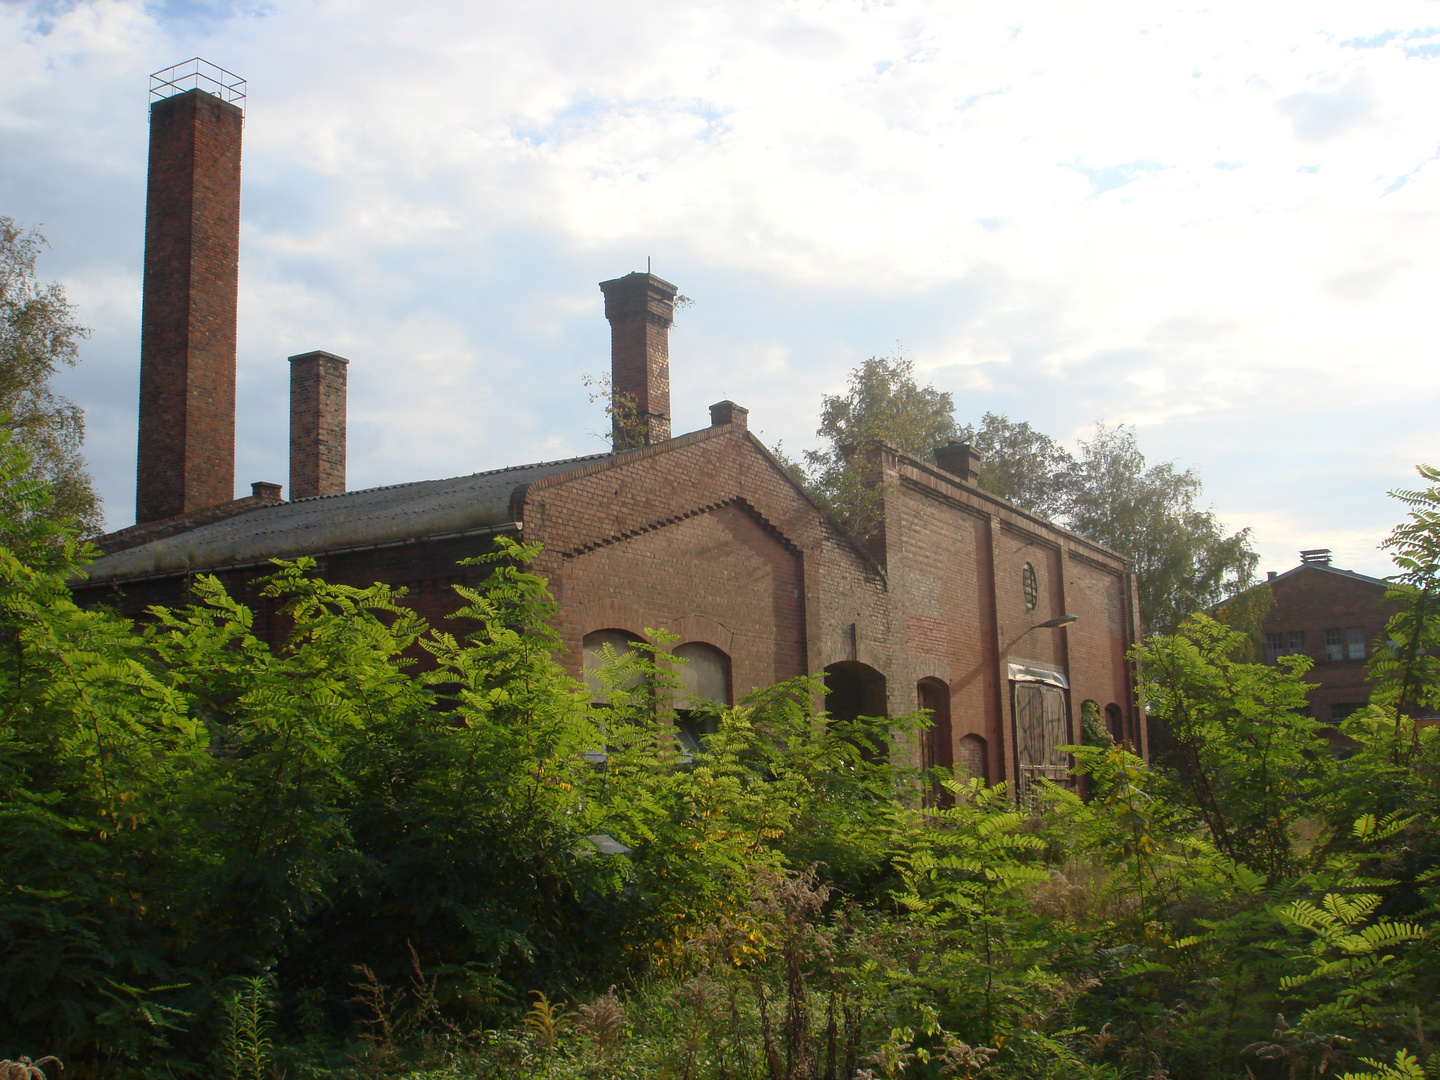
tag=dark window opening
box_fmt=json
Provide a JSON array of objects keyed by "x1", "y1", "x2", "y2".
[
  {"x1": 918, "y1": 678, "x2": 954, "y2": 807},
  {"x1": 824, "y1": 661, "x2": 888, "y2": 762},
  {"x1": 1105, "y1": 702, "x2": 1124, "y2": 745}
]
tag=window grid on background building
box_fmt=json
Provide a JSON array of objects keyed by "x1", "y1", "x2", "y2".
[
  {"x1": 1348, "y1": 627, "x2": 1366, "y2": 660},
  {"x1": 1324, "y1": 628, "x2": 1344, "y2": 662}
]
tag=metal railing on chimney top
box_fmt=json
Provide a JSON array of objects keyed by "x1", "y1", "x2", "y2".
[{"x1": 149, "y1": 59, "x2": 246, "y2": 109}]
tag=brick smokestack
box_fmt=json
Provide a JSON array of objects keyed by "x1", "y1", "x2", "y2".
[
  {"x1": 288, "y1": 351, "x2": 348, "y2": 500},
  {"x1": 135, "y1": 79, "x2": 244, "y2": 523},
  {"x1": 599, "y1": 271, "x2": 677, "y2": 449}
]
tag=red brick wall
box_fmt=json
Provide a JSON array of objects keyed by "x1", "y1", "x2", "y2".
[
  {"x1": 79, "y1": 419, "x2": 1141, "y2": 790},
  {"x1": 1263, "y1": 567, "x2": 1395, "y2": 722},
  {"x1": 524, "y1": 424, "x2": 853, "y2": 691},
  {"x1": 289, "y1": 351, "x2": 349, "y2": 499},
  {"x1": 136, "y1": 89, "x2": 243, "y2": 523},
  {"x1": 883, "y1": 452, "x2": 1140, "y2": 785}
]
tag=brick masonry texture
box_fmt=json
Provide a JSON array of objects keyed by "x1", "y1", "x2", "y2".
[
  {"x1": 289, "y1": 351, "x2": 349, "y2": 499},
  {"x1": 1261, "y1": 566, "x2": 1396, "y2": 723},
  {"x1": 136, "y1": 89, "x2": 243, "y2": 523},
  {"x1": 600, "y1": 273, "x2": 676, "y2": 448},
  {"x1": 79, "y1": 421, "x2": 1141, "y2": 791}
]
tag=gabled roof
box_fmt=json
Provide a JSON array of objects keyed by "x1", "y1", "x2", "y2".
[
  {"x1": 1269, "y1": 561, "x2": 1391, "y2": 589},
  {"x1": 79, "y1": 453, "x2": 613, "y2": 586}
]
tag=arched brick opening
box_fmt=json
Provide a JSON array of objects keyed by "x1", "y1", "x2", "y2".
[
  {"x1": 1105, "y1": 703, "x2": 1124, "y2": 746},
  {"x1": 958, "y1": 733, "x2": 988, "y2": 785},
  {"x1": 918, "y1": 677, "x2": 954, "y2": 807},
  {"x1": 582, "y1": 628, "x2": 644, "y2": 704},
  {"x1": 674, "y1": 641, "x2": 732, "y2": 753},
  {"x1": 824, "y1": 661, "x2": 888, "y2": 762}
]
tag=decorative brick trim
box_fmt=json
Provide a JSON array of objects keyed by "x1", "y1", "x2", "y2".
[{"x1": 559, "y1": 496, "x2": 802, "y2": 559}]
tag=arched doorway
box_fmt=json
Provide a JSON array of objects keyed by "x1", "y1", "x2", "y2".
[
  {"x1": 917, "y1": 678, "x2": 954, "y2": 807},
  {"x1": 824, "y1": 661, "x2": 888, "y2": 761}
]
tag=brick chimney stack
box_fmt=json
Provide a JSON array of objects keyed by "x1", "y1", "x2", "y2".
[
  {"x1": 599, "y1": 271, "x2": 677, "y2": 449},
  {"x1": 135, "y1": 65, "x2": 245, "y2": 524},
  {"x1": 288, "y1": 351, "x2": 348, "y2": 500},
  {"x1": 935, "y1": 442, "x2": 983, "y2": 484}
]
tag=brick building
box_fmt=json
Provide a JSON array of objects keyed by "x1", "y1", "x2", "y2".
[
  {"x1": 72, "y1": 65, "x2": 1145, "y2": 793},
  {"x1": 1252, "y1": 549, "x2": 1396, "y2": 724}
]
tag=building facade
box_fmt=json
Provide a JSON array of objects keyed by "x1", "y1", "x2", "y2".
[
  {"x1": 71, "y1": 70, "x2": 1146, "y2": 794},
  {"x1": 1256, "y1": 549, "x2": 1396, "y2": 725}
]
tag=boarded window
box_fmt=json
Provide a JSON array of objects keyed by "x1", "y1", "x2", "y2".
[
  {"x1": 674, "y1": 642, "x2": 731, "y2": 705},
  {"x1": 1013, "y1": 681, "x2": 1070, "y2": 796},
  {"x1": 583, "y1": 629, "x2": 643, "y2": 703},
  {"x1": 673, "y1": 643, "x2": 731, "y2": 753}
]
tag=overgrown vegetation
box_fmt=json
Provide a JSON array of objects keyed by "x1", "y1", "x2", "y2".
[
  {"x1": 0, "y1": 217, "x2": 100, "y2": 535},
  {"x1": 3, "y1": 428, "x2": 1439, "y2": 1079}
]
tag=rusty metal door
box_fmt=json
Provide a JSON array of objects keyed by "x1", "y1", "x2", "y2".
[{"x1": 1013, "y1": 681, "x2": 1071, "y2": 796}]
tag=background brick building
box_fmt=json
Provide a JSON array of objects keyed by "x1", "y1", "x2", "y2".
[
  {"x1": 72, "y1": 66, "x2": 1145, "y2": 794},
  {"x1": 1253, "y1": 549, "x2": 1397, "y2": 725}
]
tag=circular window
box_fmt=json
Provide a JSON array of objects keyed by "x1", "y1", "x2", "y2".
[{"x1": 1022, "y1": 563, "x2": 1038, "y2": 611}]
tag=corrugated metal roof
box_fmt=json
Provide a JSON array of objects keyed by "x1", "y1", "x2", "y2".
[{"x1": 80, "y1": 453, "x2": 612, "y2": 585}]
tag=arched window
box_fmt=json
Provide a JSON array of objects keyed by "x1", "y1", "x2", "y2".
[
  {"x1": 824, "y1": 661, "x2": 888, "y2": 762},
  {"x1": 918, "y1": 678, "x2": 954, "y2": 808},
  {"x1": 1105, "y1": 703, "x2": 1125, "y2": 746},
  {"x1": 583, "y1": 629, "x2": 644, "y2": 703},
  {"x1": 958, "y1": 734, "x2": 988, "y2": 785},
  {"x1": 673, "y1": 642, "x2": 732, "y2": 753}
]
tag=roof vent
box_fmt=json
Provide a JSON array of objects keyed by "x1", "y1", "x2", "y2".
[{"x1": 1300, "y1": 548, "x2": 1332, "y2": 565}]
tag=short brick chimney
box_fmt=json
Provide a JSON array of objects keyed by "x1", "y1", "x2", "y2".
[
  {"x1": 599, "y1": 271, "x2": 677, "y2": 449},
  {"x1": 288, "y1": 350, "x2": 348, "y2": 499},
  {"x1": 135, "y1": 67, "x2": 245, "y2": 524},
  {"x1": 934, "y1": 441, "x2": 982, "y2": 484},
  {"x1": 709, "y1": 400, "x2": 748, "y2": 429}
]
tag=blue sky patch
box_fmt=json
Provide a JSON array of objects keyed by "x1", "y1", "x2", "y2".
[{"x1": 1064, "y1": 160, "x2": 1168, "y2": 196}]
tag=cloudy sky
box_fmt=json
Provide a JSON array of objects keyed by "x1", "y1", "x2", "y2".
[{"x1": 3, "y1": 0, "x2": 1437, "y2": 578}]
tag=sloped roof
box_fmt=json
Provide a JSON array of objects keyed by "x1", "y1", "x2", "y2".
[
  {"x1": 1270, "y1": 561, "x2": 1391, "y2": 589},
  {"x1": 80, "y1": 453, "x2": 612, "y2": 586}
]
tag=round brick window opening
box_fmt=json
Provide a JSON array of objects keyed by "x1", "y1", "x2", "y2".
[{"x1": 1022, "y1": 562, "x2": 1038, "y2": 611}]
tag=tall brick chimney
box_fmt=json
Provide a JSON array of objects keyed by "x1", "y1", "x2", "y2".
[
  {"x1": 288, "y1": 350, "x2": 348, "y2": 499},
  {"x1": 135, "y1": 61, "x2": 246, "y2": 524},
  {"x1": 599, "y1": 271, "x2": 677, "y2": 449}
]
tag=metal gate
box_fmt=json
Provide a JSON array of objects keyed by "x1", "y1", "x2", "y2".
[{"x1": 1013, "y1": 681, "x2": 1071, "y2": 796}]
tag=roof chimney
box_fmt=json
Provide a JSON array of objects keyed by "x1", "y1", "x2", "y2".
[
  {"x1": 135, "y1": 60, "x2": 246, "y2": 524},
  {"x1": 1267, "y1": 570, "x2": 1277, "y2": 581},
  {"x1": 599, "y1": 271, "x2": 677, "y2": 449},
  {"x1": 1300, "y1": 549, "x2": 1333, "y2": 566},
  {"x1": 709, "y1": 400, "x2": 748, "y2": 429},
  {"x1": 934, "y1": 441, "x2": 983, "y2": 484},
  {"x1": 288, "y1": 351, "x2": 348, "y2": 499}
]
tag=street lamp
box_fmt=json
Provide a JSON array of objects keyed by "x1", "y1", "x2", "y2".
[{"x1": 1036, "y1": 614, "x2": 1079, "y2": 629}]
